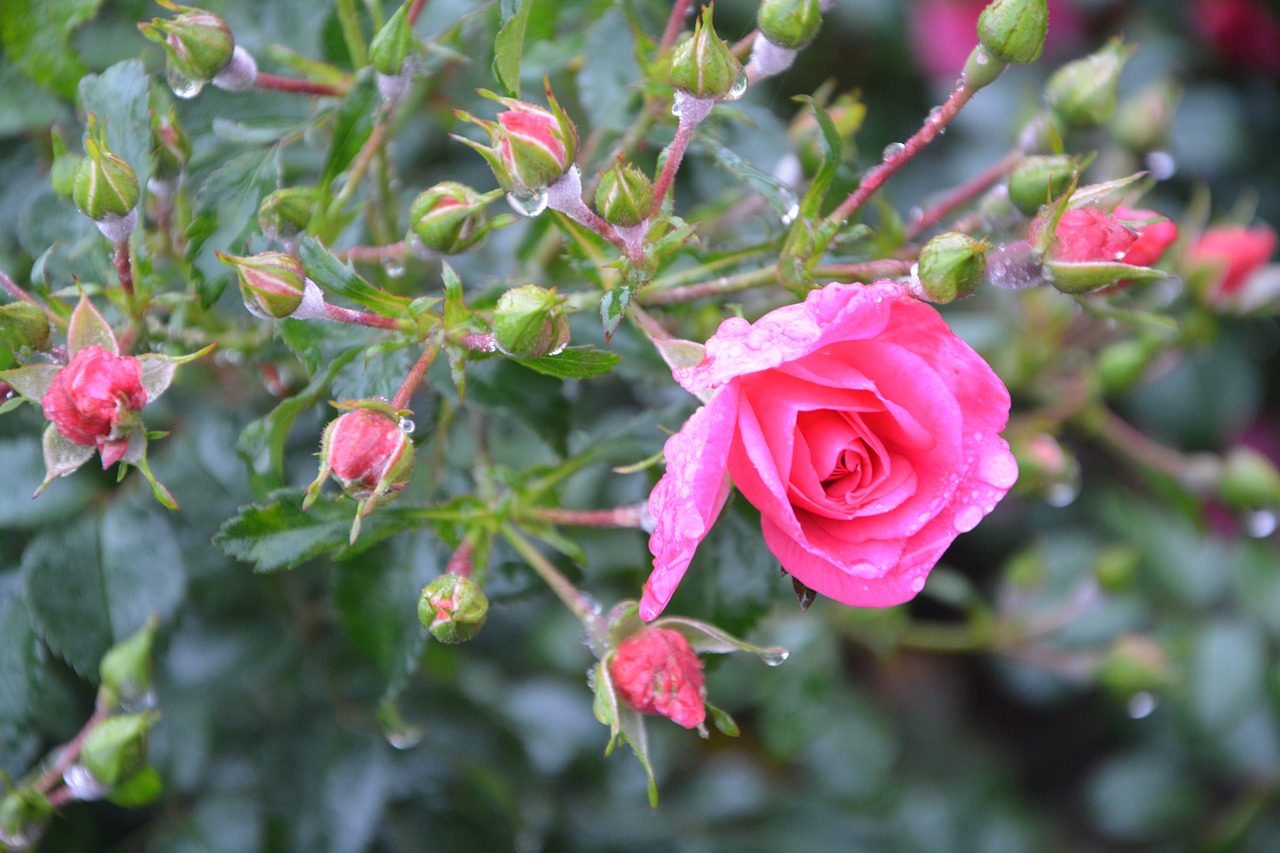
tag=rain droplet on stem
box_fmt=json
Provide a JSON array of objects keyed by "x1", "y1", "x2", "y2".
[
  {"x1": 882, "y1": 142, "x2": 906, "y2": 162},
  {"x1": 62, "y1": 764, "x2": 109, "y2": 801},
  {"x1": 506, "y1": 188, "x2": 549, "y2": 217},
  {"x1": 382, "y1": 259, "x2": 405, "y2": 279},
  {"x1": 670, "y1": 100, "x2": 682, "y2": 118},
  {"x1": 166, "y1": 65, "x2": 204, "y2": 99},
  {"x1": 724, "y1": 69, "x2": 749, "y2": 101}
]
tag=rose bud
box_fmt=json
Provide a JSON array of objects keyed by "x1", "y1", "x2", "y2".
[
  {"x1": 758, "y1": 0, "x2": 823, "y2": 51},
  {"x1": 670, "y1": 5, "x2": 743, "y2": 100},
  {"x1": 1049, "y1": 208, "x2": 1137, "y2": 263},
  {"x1": 0, "y1": 789, "x2": 51, "y2": 850},
  {"x1": 609, "y1": 627, "x2": 706, "y2": 729},
  {"x1": 150, "y1": 101, "x2": 191, "y2": 185},
  {"x1": 99, "y1": 619, "x2": 158, "y2": 710},
  {"x1": 73, "y1": 115, "x2": 139, "y2": 241},
  {"x1": 977, "y1": 0, "x2": 1048, "y2": 64},
  {"x1": 913, "y1": 232, "x2": 989, "y2": 304},
  {"x1": 455, "y1": 89, "x2": 579, "y2": 202},
  {"x1": 408, "y1": 182, "x2": 496, "y2": 254},
  {"x1": 257, "y1": 187, "x2": 319, "y2": 244},
  {"x1": 595, "y1": 162, "x2": 655, "y2": 229},
  {"x1": 1045, "y1": 37, "x2": 1134, "y2": 129},
  {"x1": 492, "y1": 284, "x2": 571, "y2": 359},
  {"x1": 0, "y1": 302, "x2": 52, "y2": 364},
  {"x1": 217, "y1": 251, "x2": 310, "y2": 319},
  {"x1": 81, "y1": 712, "x2": 155, "y2": 787},
  {"x1": 788, "y1": 93, "x2": 865, "y2": 177},
  {"x1": 370, "y1": 3, "x2": 414, "y2": 76},
  {"x1": 417, "y1": 573, "x2": 490, "y2": 643},
  {"x1": 41, "y1": 346, "x2": 147, "y2": 469},
  {"x1": 1187, "y1": 224, "x2": 1278, "y2": 299},
  {"x1": 138, "y1": 1, "x2": 235, "y2": 85},
  {"x1": 1218, "y1": 447, "x2": 1280, "y2": 511},
  {"x1": 1007, "y1": 155, "x2": 1078, "y2": 216},
  {"x1": 1112, "y1": 82, "x2": 1180, "y2": 153},
  {"x1": 1098, "y1": 634, "x2": 1169, "y2": 696}
]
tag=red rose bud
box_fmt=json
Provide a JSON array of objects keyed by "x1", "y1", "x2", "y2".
[
  {"x1": 1049, "y1": 208, "x2": 1138, "y2": 263},
  {"x1": 151, "y1": 102, "x2": 191, "y2": 184},
  {"x1": 1007, "y1": 155, "x2": 1078, "y2": 216},
  {"x1": 257, "y1": 188, "x2": 318, "y2": 244},
  {"x1": 321, "y1": 408, "x2": 415, "y2": 502},
  {"x1": 1194, "y1": 0, "x2": 1280, "y2": 76},
  {"x1": 492, "y1": 284, "x2": 571, "y2": 358},
  {"x1": 218, "y1": 251, "x2": 309, "y2": 319},
  {"x1": 609, "y1": 627, "x2": 706, "y2": 729},
  {"x1": 417, "y1": 573, "x2": 490, "y2": 643},
  {"x1": 408, "y1": 182, "x2": 495, "y2": 254},
  {"x1": 138, "y1": 1, "x2": 235, "y2": 85},
  {"x1": 913, "y1": 232, "x2": 989, "y2": 304},
  {"x1": 73, "y1": 116, "x2": 139, "y2": 234},
  {"x1": 1187, "y1": 225, "x2": 1277, "y2": 298},
  {"x1": 1045, "y1": 37, "x2": 1134, "y2": 129},
  {"x1": 41, "y1": 346, "x2": 147, "y2": 469},
  {"x1": 595, "y1": 162, "x2": 655, "y2": 228},
  {"x1": 1113, "y1": 206, "x2": 1178, "y2": 268},
  {"x1": 977, "y1": 0, "x2": 1048, "y2": 64},
  {"x1": 456, "y1": 92, "x2": 579, "y2": 199},
  {"x1": 758, "y1": 0, "x2": 823, "y2": 51},
  {"x1": 670, "y1": 5, "x2": 743, "y2": 100}
]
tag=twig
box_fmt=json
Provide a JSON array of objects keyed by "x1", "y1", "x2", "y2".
[
  {"x1": 392, "y1": 341, "x2": 439, "y2": 410},
  {"x1": 254, "y1": 73, "x2": 347, "y2": 98},
  {"x1": 904, "y1": 150, "x2": 1023, "y2": 241}
]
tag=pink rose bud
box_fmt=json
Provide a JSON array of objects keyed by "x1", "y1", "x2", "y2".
[
  {"x1": 1187, "y1": 225, "x2": 1278, "y2": 298},
  {"x1": 41, "y1": 345, "x2": 147, "y2": 469},
  {"x1": 1113, "y1": 206, "x2": 1179, "y2": 269},
  {"x1": 609, "y1": 628, "x2": 706, "y2": 729},
  {"x1": 323, "y1": 408, "x2": 414, "y2": 501},
  {"x1": 455, "y1": 90, "x2": 579, "y2": 201},
  {"x1": 137, "y1": 1, "x2": 235, "y2": 86},
  {"x1": 1048, "y1": 208, "x2": 1138, "y2": 263}
]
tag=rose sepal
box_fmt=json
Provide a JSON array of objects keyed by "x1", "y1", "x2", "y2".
[
  {"x1": 1045, "y1": 260, "x2": 1169, "y2": 294},
  {"x1": 606, "y1": 601, "x2": 790, "y2": 662},
  {"x1": 68, "y1": 293, "x2": 119, "y2": 356}
]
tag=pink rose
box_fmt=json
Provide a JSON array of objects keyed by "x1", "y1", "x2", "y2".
[
  {"x1": 324, "y1": 409, "x2": 414, "y2": 500},
  {"x1": 1114, "y1": 206, "x2": 1179, "y2": 268},
  {"x1": 1187, "y1": 225, "x2": 1277, "y2": 297},
  {"x1": 41, "y1": 345, "x2": 147, "y2": 468},
  {"x1": 609, "y1": 627, "x2": 706, "y2": 729},
  {"x1": 641, "y1": 281, "x2": 1016, "y2": 621}
]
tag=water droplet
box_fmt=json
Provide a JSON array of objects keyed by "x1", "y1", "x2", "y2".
[
  {"x1": 1145, "y1": 150, "x2": 1176, "y2": 181},
  {"x1": 979, "y1": 452, "x2": 1019, "y2": 490},
  {"x1": 398, "y1": 417, "x2": 415, "y2": 435},
  {"x1": 1127, "y1": 691, "x2": 1157, "y2": 719},
  {"x1": 384, "y1": 726, "x2": 424, "y2": 750},
  {"x1": 910, "y1": 577, "x2": 926, "y2": 593},
  {"x1": 382, "y1": 259, "x2": 405, "y2": 279},
  {"x1": 1242, "y1": 509, "x2": 1277, "y2": 538},
  {"x1": 506, "y1": 188, "x2": 549, "y2": 217},
  {"x1": 166, "y1": 64, "x2": 204, "y2": 99},
  {"x1": 760, "y1": 648, "x2": 790, "y2": 666},
  {"x1": 546, "y1": 341, "x2": 567, "y2": 356},
  {"x1": 954, "y1": 505, "x2": 984, "y2": 533},
  {"x1": 882, "y1": 142, "x2": 906, "y2": 162},
  {"x1": 1045, "y1": 481, "x2": 1079, "y2": 507},
  {"x1": 3, "y1": 389, "x2": 15, "y2": 401},
  {"x1": 780, "y1": 202, "x2": 800, "y2": 226},
  {"x1": 724, "y1": 69, "x2": 749, "y2": 101},
  {"x1": 670, "y1": 100, "x2": 682, "y2": 117},
  {"x1": 974, "y1": 47, "x2": 991, "y2": 66},
  {"x1": 62, "y1": 764, "x2": 109, "y2": 801}
]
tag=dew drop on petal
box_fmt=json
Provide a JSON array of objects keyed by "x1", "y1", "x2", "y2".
[
  {"x1": 979, "y1": 452, "x2": 1018, "y2": 490},
  {"x1": 910, "y1": 576, "x2": 926, "y2": 593},
  {"x1": 954, "y1": 505, "x2": 984, "y2": 533}
]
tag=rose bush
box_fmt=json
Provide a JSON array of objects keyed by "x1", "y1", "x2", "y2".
[{"x1": 642, "y1": 281, "x2": 1017, "y2": 621}]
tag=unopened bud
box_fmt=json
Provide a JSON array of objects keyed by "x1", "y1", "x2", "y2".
[
  {"x1": 258, "y1": 188, "x2": 318, "y2": 243},
  {"x1": 418, "y1": 573, "x2": 489, "y2": 643},
  {"x1": 609, "y1": 627, "x2": 706, "y2": 729},
  {"x1": 493, "y1": 284, "x2": 570, "y2": 358},
  {"x1": 312, "y1": 405, "x2": 415, "y2": 504},
  {"x1": 0, "y1": 303, "x2": 52, "y2": 362},
  {"x1": 1112, "y1": 82, "x2": 1179, "y2": 153},
  {"x1": 408, "y1": 182, "x2": 494, "y2": 254},
  {"x1": 914, "y1": 232, "x2": 988, "y2": 303},
  {"x1": 669, "y1": 5, "x2": 742, "y2": 99},
  {"x1": 1098, "y1": 634, "x2": 1168, "y2": 696},
  {"x1": 1218, "y1": 447, "x2": 1280, "y2": 510},
  {"x1": 758, "y1": 0, "x2": 822, "y2": 51},
  {"x1": 138, "y1": 1, "x2": 235, "y2": 83},
  {"x1": 0, "y1": 789, "x2": 51, "y2": 850},
  {"x1": 1007, "y1": 155, "x2": 1077, "y2": 216},
  {"x1": 99, "y1": 618, "x2": 157, "y2": 709},
  {"x1": 218, "y1": 251, "x2": 308, "y2": 319},
  {"x1": 595, "y1": 162, "x2": 654, "y2": 228},
  {"x1": 1045, "y1": 37, "x2": 1134, "y2": 129},
  {"x1": 81, "y1": 712, "x2": 155, "y2": 786},
  {"x1": 151, "y1": 102, "x2": 191, "y2": 183},
  {"x1": 1093, "y1": 545, "x2": 1140, "y2": 593},
  {"x1": 962, "y1": 45, "x2": 1008, "y2": 91},
  {"x1": 456, "y1": 89, "x2": 579, "y2": 197},
  {"x1": 371, "y1": 3, "x2": 414, "y2": 76},
  {"x1": 976, "y1": 0, "x2": 1048, "y2": 64},
  {"x1": 73, "y1": 116, "x2": 139, "y2": 226}
]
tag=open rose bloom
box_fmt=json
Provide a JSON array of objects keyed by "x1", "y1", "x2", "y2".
[{"x1": 642, "y1": 281, "x2": 1017, "y2": 620}]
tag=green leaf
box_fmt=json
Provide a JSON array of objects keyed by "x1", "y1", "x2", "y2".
[
  {"x1": 0, "y1": 437, "x2": 93, "y2": 528},
  {"x1": 493, "y1": 0, "x2": 535, "y2": 97},
  {"x1": 299, "y1": 236, "x2": 412, "y2": 317},
  {"x1": 21, "y1": 504, "x2": 186, "y2": 677},
  {"x1": 321, "y1": 71, "x2": 380, "y2": 188},
  {"x1": 701, "y1": 134, "x2": 800, "y2": 225},
  {"x1": 214, "y1": 489, "x2": 423, "y2": 572},
  {"x1": 0, "y1": 575, "x2": 41, "y2": 727},
  {"x1": 0, "y1": 0, "x2": 103, "y2": 99},
  {"x1": 507, "y1": 346, "x2": 621, "y2": 379},
  {"x1": 600, "y1": 283, "x2": 632, "y2": 341},
  {"x1": 792, "y1": 95, "x2": 842, "y2": 219},
  {"x1": 108, "y1": 766, "x2": 164, "y2": 808}
]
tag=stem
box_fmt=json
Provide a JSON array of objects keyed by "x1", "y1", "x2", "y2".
[
  {"x1": 113, "y1": 240, "x2": 134, "y2": 297},
  {"x1": 528, "y1": 504, "x2": 648, "y2": 528},
  {"x1": 545, "y1": 169, "x2": 634, "y2": 259},
  {"x1": 649, "y1": 93, "x2": 715, "y2": 218},
  {"x1": 0, "y1": 269, "x2": 42, "y2": 307},
  {"x1": 392, "y1": 341, "x2": 439, "y2": 410},
  {"x1": 330, "y1": 123, "x2": 389, "y2": 216},
  {"x1": 1088, "y1": 405, "x2": 1209, "y2": 487},
  {"x1": 446, "y1": 538, "x2": 474, "y2": 578},
  {"x1": 407, "y1": 0, "x2": 428, "y2": 25},
  {"x1": 322, "y1": 303, "x2": 407, "y2": 330},
  {"x1": 904, "y1": 150, "x2": 1023, "y2": 241},
  {"x1": 35, "y1": 706, "x2": 110, "y2": 795},
  {"x1": 659, "y1": 0, "x2": 694, "y2": 51},
  {"x1": 335, "y1": 0, "x2": 369, "y2": 69},
  {"x1": 253, "y1": 73, "x2": 347, "y2": 98},
  {"x1": 338, "y1": 241, "x2": 409, "y2": 263},
  {"x1": 813, "y1": 259, "x2": 914, "y2": 283},
  {"x1": 826, "y1": 81, "x2": 978, "y2": 228},
  {"x1": 638, "y1": 265, "x2": 779, "y2": 305},
  {"x1": 502, "y1": 524, "x2": 607, "y2": 639}
]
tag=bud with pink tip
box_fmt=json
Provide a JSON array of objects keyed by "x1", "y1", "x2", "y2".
[
  {"x1": 455, "y1": 87, "x2": 579, "y2": 200},
  {"x1": 608, "y1": 627, "x2": 706, "y2": 729},
  {"x1": 41, "y1": 346, "x2": 147, "y2": 469},
  {"x1": 138, "y1": 1, "x2": 235, "y2": 84}
]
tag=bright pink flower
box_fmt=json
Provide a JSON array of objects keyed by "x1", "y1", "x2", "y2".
[
  {"x1": 325, "y1": 409, "x2": 414, "y2": 500},
  {"x1": 1050, "y1": 208, "x2": 1139, "y2": 263},
  {"x1": 609, "y1": 628, "x2": 706, "y2": 729},
  {"x1": 1114, "y1": 206, "x2": 1179, "y2": 268},
  {"x1": 1193, "y1": 0, "x2": 1280, "y2": 75},
  {"x1": 41, "y1": 345, "x2": 147, "y2": 468},
  {"x1": 1187, "y1": 225, "x2": 1278, "y2": 297},
  {"x1": 642, "y1": 281, "x2": 1016, "y2": 620}
]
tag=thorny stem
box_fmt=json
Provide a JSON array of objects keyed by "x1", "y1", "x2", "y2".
[
  {"x1": 322, "y1": 303, "x2": 407, "y2": 331},
  {"x1": 392, "y1": 340, "x2": 439, "y2": 410},
  {"x1": 649, "y1": 95, "x2": 714, "y2": 219},
  {"x1": 253, "y1": 73, "x2": 347, "y2": 98},
  {"x1": 814, "y1": 259, "x2": 914, "y2": 283},
  {"x1": 659, "y1": 0, "x2": 694, "y2": 51},
  {"x1": 528, "y1": 504, "x2": 648, "y2": 528},
  {"x1": 826, "y1": 81, "x2": 978, "y2": 228},
  {"x1": 502, "y1": 524, "x2": 607, "y2": 641},
  {"x1": 904, "y1": 150, "x2": 1024, "y2": 241}
]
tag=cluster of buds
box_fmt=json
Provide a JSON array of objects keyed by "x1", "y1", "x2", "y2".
[
  {"x1": 408, "y1": 182, "x2": 502, "y2": 255},
  {"x1": 73, "y1": 115, "x2": 139, "y2": 242},
  {"x1": 138, "y1": 0, "x2": 256, "y2": 97}
]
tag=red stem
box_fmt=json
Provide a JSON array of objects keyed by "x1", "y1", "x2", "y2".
[
  {"x1": 815, "y1": 259, "x2": 914, "y2": 282},
  {"x1": 113, "y1": 241, "x2": 134, "y2": 297},
  {"x1": 904, "y1": 150, "x2": 1023, "y2": 241},
  {"x1": 392, "y1": 341, "x2": 439, "y2": 410},
  {"x1": 35, "y1": 706, "x2": 110, "y2": 795},
  {"x1": 407, "y1": 0, "x2": 428, "y2": 26},
  {"x1": 650, "y1": 118, "x2": 698, "y2": 219},
  {"x1": 660, "y1": 0, "x2": 694, "y2": 51},
  {"x1": 446, "y1": 538, "x2": 475, "y2": 577},
  {"x1": 254, "y1": 73, "x2": 347, "y2": 98},
  {"x1": 322, "y1": 303, "x2": 405, "y2": 330},
  {"x1": 826, "y1": 82, "x2": 977, "y2": 227},
  {"x1": 338, "y1": 242, "x2": 408, "y2": 263},
  {"x1": 531, "y1": 505, "x2": 647, "y2": 528}
]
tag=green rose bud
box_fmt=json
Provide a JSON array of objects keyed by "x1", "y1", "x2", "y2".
[
  {"x1": 408, "y1": 182, "x2": 495, "y2": 254},
  {"x1": 976, "y1": 0, "x2": 1048, "y2": 64},
  {"x1": 493, "y1": 284, "x2": 571, "y2": 358},
  {"x1": 73, "y1": 115, "x2": 140, "y2": 227},
  {"x1": 81, "y1": 713, "x2": 156, "y2": 787},
  {"x1": 151, "y1": 102, "x2": 191, "y2": 183},
  {"x1": 1007, "y1": 155, "x2": 1078, "y2": 216},
  {"x1": 1112, "y1": 81, "x2": 1179, "y2": 153},
  {"x1": 258, "y1": 187, "x2": 319, "y2": 243},
  {"x1": 914, "y1": 232, "x2": 989, "y2": 303},
  {"x1": 669, "y1": 5, "x2": 742, "y2": 100},
  {"x1": 0, "y1": 303, "x2": 52, "y2": 368},
  {"x1": 138, "y1": 1, "x2": 234, "y2": 84},
  {"x1": 962, "y1": 45, "x2": 1008, "y2": 91},
  {"x1": 758, "y1": 0, "x2": 822, "y2": 51},
  {"x1": 418, "y1": 573, "x2": 490, "y2": 643},
  {"x1": 1218, "y1": 447, "x2": 1280, "y2": 510},
  {"x1": 0, "y1": 789, "x2": 51, "y2": 849},
  {"x1": 99, "y1": 618, "x2": 158, "y2": 710},
  {"x1": 371, "y1": 3, "x2": 414, "y2": 76},
  {"x1": 217, "y1": 251, "x2": 309, "y2": 319},
  {"x1": 1093, "y1": 545, "x2": 1140, "y2": 593},
  {"x1": 1045, "y1": 37, "x2": 1134, "y2": 129},
  {"x1": 595, "y1": 162, "x2": 655, "y2": 228},
  {"x1": 1098, "y1": 634, "x2": 1168, "y2": 696}
]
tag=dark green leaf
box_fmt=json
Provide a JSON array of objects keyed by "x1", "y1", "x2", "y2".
[
  {"x1": 299, "y1": 236, "x2": 412, "y2": 317},
  {"x1": 600, "y1": 283, "x2": 632, "y2": 340},
  {"x1": 321, "y1": 71, "x2": 380, "y2": 188},
  {"x1": 493, "y1": 0, "x2": 535, "y2": 97},
  {"x1": 508, "y1": 346, "x2": 621, "y2": 379},
  {"x1": 0, "y1": 575, "x2": 41, "y2": 727},
  {"x1": 0, "y1": 0, "x2": 103, "y2": 98}
]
